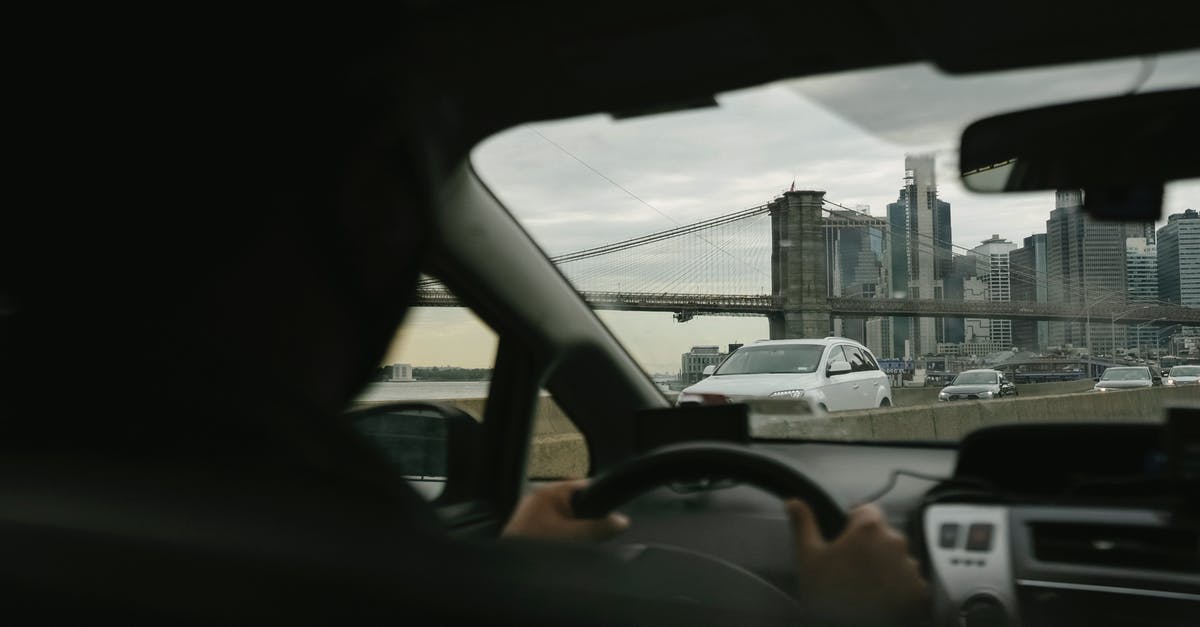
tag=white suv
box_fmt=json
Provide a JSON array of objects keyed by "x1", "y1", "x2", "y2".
[{"x1": 676, "y1": 338, "x2": 893, "y2": 411}]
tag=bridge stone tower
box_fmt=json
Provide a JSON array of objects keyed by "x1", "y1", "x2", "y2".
[{"x1": 769, "y1": 190, "x2": 831, "y2": 339}]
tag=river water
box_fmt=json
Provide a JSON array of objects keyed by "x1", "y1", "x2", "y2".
[{"x1": 355, "y1": 381, "x2": 492, "y2": 402}]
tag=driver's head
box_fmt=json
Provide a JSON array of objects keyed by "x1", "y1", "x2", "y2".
[{"x1": 2, "y1": 37, "x2": 428, "y2": 461}]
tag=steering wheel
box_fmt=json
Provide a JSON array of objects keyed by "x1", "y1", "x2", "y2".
[
  {"x1": 572, "y1": 442, "x2": 847, "y2": 540},
  {"x1": 568, "y1": 442, "x2": 850, "y2": 618}
]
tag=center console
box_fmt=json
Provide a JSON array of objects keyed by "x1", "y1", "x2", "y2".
[
  {"x1": 922, "y1": 415, "x2": 1200, "y2": 626},
  {"x1": 925, "y1": 504, "x2": 1199, "y2": 627}
]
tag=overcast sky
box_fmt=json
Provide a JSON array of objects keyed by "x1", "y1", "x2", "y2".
[{"x1": 385, "y1": 54, "x2": 1200, "y2": 374}]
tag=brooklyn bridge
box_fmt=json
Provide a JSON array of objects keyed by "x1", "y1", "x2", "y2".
[{"x1": 415, "y1": 190, "x2": 1200, "y2": 338}]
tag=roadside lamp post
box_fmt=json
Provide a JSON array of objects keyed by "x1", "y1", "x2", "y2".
[
  {"x1": 1150, "y1": 324, "x2": 1184, "y2": 365},
  {"x1": 1110, "y1": 305, "x2": 1153, "y2": 358},
  {"x1": 1083, "y1": 290, "x2": 1124, "y2": 359},
  {"x1": 1133, "y1": 318, "x2": 1166, "y2": 361}
]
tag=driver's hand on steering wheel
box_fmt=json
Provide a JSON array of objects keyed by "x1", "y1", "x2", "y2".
[
  {"x1": 787, "y1": 499, "x2": 930, "y2": 627},
  {"x1": 502, "y1": 479, "x2": 630, "y2": 542},
  {"x1": 503, "y1": 481, "x2": 928, "y2": 625}
]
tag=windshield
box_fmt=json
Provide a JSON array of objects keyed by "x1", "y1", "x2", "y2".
[
  {"x1": 1170, "y1": 366, "x2": 1200, "y2": 376},
  {"x1": 465, "y1": 52, "x2": 1199, "y2": 442},
  {"x1": 1101, "y1": 368, "x2": 1150, "y2": 381},
  {"x1": 715, "y1": 345, "x2": 825, "y2": 375},
  {"x1": 952, "y1": 372, "x2": 999, "y2": 385}
]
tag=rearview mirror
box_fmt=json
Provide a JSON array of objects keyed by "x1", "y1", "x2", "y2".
[
  {"x1": 702, "y1": 365, "x2": 717, "y2": 377},
  {"x1": 959, "y1": 88, "x2": 1199, "y2": 221},
  {"x1": 827, "y1": 360, "x2": 852, "y2": 376},
  {"x1": 345, "y1": 402, "x2": 482, "y2": 503}
]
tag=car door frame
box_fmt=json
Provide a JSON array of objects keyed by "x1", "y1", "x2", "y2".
[
  {"x1": 821, "y1": 344, "x2": 857, "y2": 410},
  {"x1": 843, "y1": 344, "x2": 885, "y2": 408}
]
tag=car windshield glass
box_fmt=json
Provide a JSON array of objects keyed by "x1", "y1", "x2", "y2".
[
  {"x1": 1102, "y1": 368, "x2": 1149, "y2": 381},
  {"x1": 952, "y1": 372, "x2": 998, "y2": 385},
  {"x1": 1170, "y1": 366, "x2": 1200, "y2": 376},
  {"x1": 468, "y1": 52, "x2": 1200, "y2": 442},
  {"x1": 715, "y1": 345, "x2": 825, "y2": 375}
]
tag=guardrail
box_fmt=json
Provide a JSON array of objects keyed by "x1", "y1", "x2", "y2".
[{"x1": 747, "y1": 386, "x2": 1198, "y2": 442}]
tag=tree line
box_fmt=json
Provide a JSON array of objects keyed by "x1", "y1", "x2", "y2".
[{"x1": 372, "y1": 366, "x2": 493, "y2": 381}]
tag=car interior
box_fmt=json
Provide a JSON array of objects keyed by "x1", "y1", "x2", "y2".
[{"x1": 3, "y1": 3, "x2": 1199, "y2": 625}]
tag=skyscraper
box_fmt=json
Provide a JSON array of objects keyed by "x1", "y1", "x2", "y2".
[
  {"x1": 1125, "y1": 237, "x2": 1158, "y2": 352},
  {"x1": 1010, "y1": 233, "x2": 1048, "y2": 351},
  {"x1": 939, "y1": 253, "x2": 971, "y2": 346},
  {"x1": 825, "y1": 207, "x2": 890, "y2": 356},
  {"x1": 886, "y1": 154, "x2": 951, "y2": 357},
  {"x1": 964, "y1": 235, "x2": 1017, "y2": 354},
  {"x1": 1158, "y1": 209, "x2": 1200, "y2": 307},
  {"x1": 1157, "y1": 209, "x2": 1200, "y2": 354},
  {"x1": 1045, "y1": 191, "x2": 1155, "y2": 355},
  {"x1": 1126, "y1": 238, "x2": 1158, "y2": 304}
]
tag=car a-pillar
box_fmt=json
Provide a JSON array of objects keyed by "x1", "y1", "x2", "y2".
[{"x1": 768, "y1": 189, "x2": 832, "y2": 339}]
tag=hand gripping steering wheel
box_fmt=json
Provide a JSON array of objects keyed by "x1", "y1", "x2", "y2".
[
  {"x1": 568, "y1": 442, "x2": 849, "y2": 619},
  {"x1": 572, "y1": 442, "x2": 847, "y2": 541}
]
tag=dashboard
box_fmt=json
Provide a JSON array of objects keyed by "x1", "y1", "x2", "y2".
[
  {"x1": 919, "y1": 421, "x2": 1199, "y2": 626},
  {"x1": 926, "y1": 504, "x2": 1197, "y2": 627},
  {"x1": 604, "y1": 417, "x2": 1200, "y2": 627}
]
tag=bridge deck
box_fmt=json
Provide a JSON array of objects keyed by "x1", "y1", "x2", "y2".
[{"x1": 413, "y1": 289, "x2": 1200, "y2": 325}]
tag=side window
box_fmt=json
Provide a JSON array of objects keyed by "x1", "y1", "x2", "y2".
[
  {"x1": 825, "y1": 345, "x2": 848, "y2": 369},
  {"x1": 861, "y1": 349, "x2": 880, "y2": 371},
  {"x1": 351, "y1": 299, "x2": 500, "y2": 501},
  {"x1": 366, "y1": 304, "x2": 499, "y2": 421},
  {"x1": 846, "y1": 346, "x2": 874, "y2": 373}
]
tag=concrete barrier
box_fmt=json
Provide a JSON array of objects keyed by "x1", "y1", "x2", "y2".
[
  {"x1": 782, "y1": 385, "x2": 1198, "y2": 442},
  {"x1": 1013, "y1": 379, "x2": 1100, "y2": 397},
  {"x1": 354, "y1": 386, "x2": 1196, "y2": 479},
  {"x1": 891, "y1": 387, "x2": 942, "y2": 406},
  {"x1": 521, "y1": 385, "x2": 1196, "y2": 475},
  {"x1": 892, "y1": 379, "x2": 1095, "y2": 406}
]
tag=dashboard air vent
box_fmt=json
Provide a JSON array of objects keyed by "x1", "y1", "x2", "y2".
[{"x1": 1030, "y1": 522, "x2": 1199, "y2": 573}]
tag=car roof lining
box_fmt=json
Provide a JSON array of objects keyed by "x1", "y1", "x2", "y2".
[{"x1": 400, "y1": 1, "x2": 1200, "y2": 171}]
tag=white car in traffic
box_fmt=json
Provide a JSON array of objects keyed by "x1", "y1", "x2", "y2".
[
  {"x1": 1165, "y1": 365, "x2": 1200, "y2": 386},
  {"x1": 676, "y1": 338, "x2": 893, "y2": 411}
]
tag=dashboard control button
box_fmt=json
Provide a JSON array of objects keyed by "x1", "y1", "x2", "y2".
[
  {"x1": 961, "y1": 594, "x2": 1007, "y2": 627},
  {"x1": 966, "y1": 523, "x2": 994, "y2": 552},
  {"x1": 939, "y1": 523, "x2": 960, "y2": 548}
]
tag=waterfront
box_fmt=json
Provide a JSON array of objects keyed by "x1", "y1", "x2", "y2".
[{"x1": 356, "y1": 381, "x2": 491, "y2": 401}]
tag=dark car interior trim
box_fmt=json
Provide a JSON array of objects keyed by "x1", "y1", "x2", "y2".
[{"x1": 5, "y1": 2, "x2": 1199, "y2": 624}]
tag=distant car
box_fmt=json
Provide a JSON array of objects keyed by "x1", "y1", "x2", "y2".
[
  {"x1": 1165, "y1": 365, "x2": 1200, "y2": 386},
  {"x1": 937, "y1": 369, "x2": 1016, "y2": 401},
  {"x1": 676, "y1": 338, "x2": 893, "y2": 411},
  {"x1": 1093, "y1": 366, "x2": 1157, "y2": 391}
]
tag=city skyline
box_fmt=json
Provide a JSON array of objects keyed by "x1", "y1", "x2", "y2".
[
  {"x1": 387, "y1": 203, "x2": 1200, "y2": 373},
  {"x1": 391, "y1": 55, "x2": 1200, "y2": 374}
]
